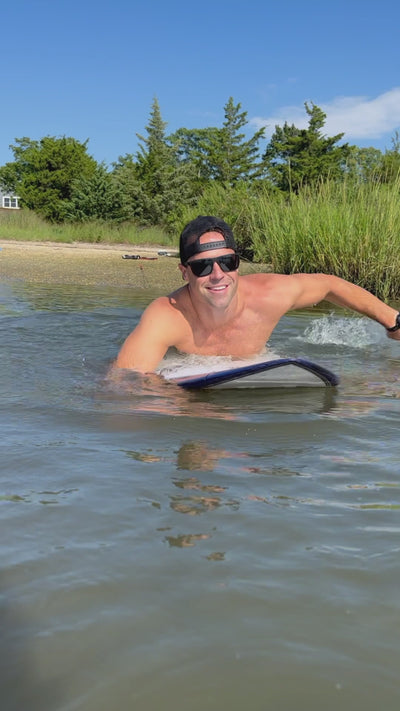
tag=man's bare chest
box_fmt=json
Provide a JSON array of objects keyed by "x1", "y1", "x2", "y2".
[{"x1": 175, "y1": 310, "x2": 274, "y2": 356}]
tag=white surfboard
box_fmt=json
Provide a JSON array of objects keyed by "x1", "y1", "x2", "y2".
[{"x1": 169, "y1": 358, "x2": 339, "y2": 390}]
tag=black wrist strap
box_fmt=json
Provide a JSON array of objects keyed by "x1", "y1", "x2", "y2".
[{"x1": 386, "y1": 312, "x2": 400, "y2": 332}]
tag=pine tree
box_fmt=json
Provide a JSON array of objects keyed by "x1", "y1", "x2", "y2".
[
  {"x1": 209, "y1": 97, "x2": 266, "y2": 184},
  {"x1": 264, "y1": 102, "x2": 350, "y2": 192},
  {"x1": 170, "y1": 126, "x2": 221, "y2": 186},
  {"x1": 133, "y1": 97, "x2": 195, "y2": 225},
  {"x1": 66, "y1": 164, "x2": 131, "y2": 222},
  {"x1": 171, "y1": 98, "x2": 266, "y2": 186}
]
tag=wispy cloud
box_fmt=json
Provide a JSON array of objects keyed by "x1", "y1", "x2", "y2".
[{"x1": 251, "y1": 88, "x2": 400, "y2": 141}]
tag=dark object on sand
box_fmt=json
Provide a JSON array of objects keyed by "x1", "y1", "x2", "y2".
[{"x1": 122, "y1": 255, "x2": 158, "y2": 261}]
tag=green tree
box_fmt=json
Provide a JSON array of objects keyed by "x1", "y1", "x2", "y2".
[
  {"x1": 111, "y1": 153, "x2": 143, "y2": 221},
  {"x1": 170, "y1": 126, "x2": 221, "y2": 186},
  {"x1": 379, "y1": 131, "x2": 400, "y2": 183},
  {"x1": 345, "y1": 145, "x2": 384, "y2": 182},
  {"x1": 0, "y1": 136, "x2": 98, "y2": 221},
  {"x1": 66, "y1": 163, "x2": 131, "y2": 222},
  {"x1": 210, "y1": 97, "x2": 266, "y2": 183},
  {"x1": 171, "y1": 98, "x2": 266, "y2": 185},
  {"x1": 263, "y1": 102, "x2": 350, "y2": 192},
  {"x1": 116, "y1": 97, "x2": 196, "y2": 226}
]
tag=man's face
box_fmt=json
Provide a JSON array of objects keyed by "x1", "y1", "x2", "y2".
[{"x1": 179, "y1": 232, "x2": 240, "y2": 310}]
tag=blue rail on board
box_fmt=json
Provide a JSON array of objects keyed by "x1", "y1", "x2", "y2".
[{"x1": 173, "y1": 358, "x2": 339, "y2": 390}]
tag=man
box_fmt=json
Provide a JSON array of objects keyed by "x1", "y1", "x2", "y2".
[{"x1": 115, "y1": 215, "x2": 400, "y2": 372}]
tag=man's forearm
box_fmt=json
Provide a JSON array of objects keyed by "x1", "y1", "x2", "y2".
[{"x1": 324, "y1": 276, "x2": 398, "y2": 330}]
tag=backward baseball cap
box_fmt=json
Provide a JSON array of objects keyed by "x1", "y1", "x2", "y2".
[{"x1": 179, "y1": 216, "x2": 237, "y2": 264}]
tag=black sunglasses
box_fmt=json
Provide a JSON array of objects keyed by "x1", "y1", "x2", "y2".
[{"x1": 187, "y1": 253, "x2": 240, "y2": 277}]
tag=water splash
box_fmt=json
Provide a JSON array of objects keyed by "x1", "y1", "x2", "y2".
[{"x1": 301, "y1": 315, "x2": 382, "y2": 348}]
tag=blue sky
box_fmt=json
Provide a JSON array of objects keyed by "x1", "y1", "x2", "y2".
[{"x1": 2, "y1": 0, "x2": 400, "y2": 168}]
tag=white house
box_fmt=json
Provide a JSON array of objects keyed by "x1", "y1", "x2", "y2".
[{"x1": 0, "y1": 189, "x2": 20, "y2": 209}]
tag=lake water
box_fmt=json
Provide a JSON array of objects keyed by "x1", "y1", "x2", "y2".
[{"x1": 2, "y1": 279, "x2": 400, "y2": 711}]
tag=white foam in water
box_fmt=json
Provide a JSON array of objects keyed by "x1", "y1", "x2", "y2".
[
  {"x1": 158, "y1": 349, "x2": 280, "y2": 380},
  {"x1": 302, "y1": 315, "x2": 382, "y2": 348}
]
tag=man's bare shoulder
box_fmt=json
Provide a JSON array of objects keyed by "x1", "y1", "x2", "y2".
[
  {"x1": 150, "y1": 286, "x2": 188, "y2": 309},
  {"x1": 145, "y1": 285, "x2": 190, "y2": 316},
  {"x1": 115, "y1": 287, "x2": 191, "y2": 371},
  {"x1": 239, "y1": 272, "x2": 311, "y2": 313},
  {"x1": 240, "y1": 271, "x2": 340, "y2": 312},
  {"x1": 240, "y1": 272, "x2": 293, "y2": 293},
  {"x1": 241, "y1": 272, "x2": 281, "y2": 283},
  {"x1": 241, "y1": 272, "x2": 316, "y2": 289}
]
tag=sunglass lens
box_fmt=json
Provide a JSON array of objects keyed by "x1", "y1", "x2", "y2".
[
  {"x1": 189, "y1": 261, "x2": 211, "y2": 277},
  {"x1": 189, "y1": 254, "x2": 239, "y2": 277},
  {"x1": 219, "y1": 255, "x2": 239, "y2": 272}
]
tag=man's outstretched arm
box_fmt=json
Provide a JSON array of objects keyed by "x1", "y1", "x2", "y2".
[{"x1": 286, "y1": 273, "x2": 400, "y2": 338}]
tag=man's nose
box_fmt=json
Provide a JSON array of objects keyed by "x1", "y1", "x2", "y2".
[{"x1": 210, "y1": 261, "x2": 225, "y2": 277}]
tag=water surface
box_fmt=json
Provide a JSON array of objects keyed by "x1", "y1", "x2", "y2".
[{"x1": 1, "y1": 280, "x2": 400, "y2": 711}]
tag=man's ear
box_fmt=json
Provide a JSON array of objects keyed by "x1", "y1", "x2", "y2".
[{"x1": 179, "y1": 264, "x2": 188, "y2": 281}]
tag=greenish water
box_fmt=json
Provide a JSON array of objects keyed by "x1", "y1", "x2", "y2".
[{"x1": 1, "y1": 280, "x2": 400, "y2": 711}]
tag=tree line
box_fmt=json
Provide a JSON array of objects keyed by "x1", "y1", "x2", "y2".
[{"x1": 1, "y1": 96, "x2": 399, "y2": 230}]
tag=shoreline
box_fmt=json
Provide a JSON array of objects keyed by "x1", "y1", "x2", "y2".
[
  {"x1": 0, "y1": 240, "x2": 183, "y2": 291},
  {"x1": 0, "y1": 239, "x2": 268, "y2": 290}
]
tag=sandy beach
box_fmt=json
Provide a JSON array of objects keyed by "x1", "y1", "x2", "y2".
[
  {"x1": 0, "y1": 240, "x2": 183, "y2": 291},
  {"x1": 0, "y1": 240, "x2": 268, "y2": 290}
]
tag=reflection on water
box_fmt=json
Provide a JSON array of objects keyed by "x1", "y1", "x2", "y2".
[
  {"x1": 7, "y1": 280, "x2": 160, "y2": 312},
  {"x1": 1, "y1": 280, "x2": 400, "y2": 711},
  {"x1": 176, "y1": 441, "x2": 228, "y2": 471},
  {"x1": 107, "y1": 366, "x2": 340, "y2": 421}
]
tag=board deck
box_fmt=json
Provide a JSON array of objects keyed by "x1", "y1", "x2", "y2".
[{"x1": 169, "y1": 358, "x2": 339, "y2": 390}]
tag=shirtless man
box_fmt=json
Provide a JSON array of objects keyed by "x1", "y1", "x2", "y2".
[{"x1": 115, "y1": 215, "x2": 400, "y2": 372}]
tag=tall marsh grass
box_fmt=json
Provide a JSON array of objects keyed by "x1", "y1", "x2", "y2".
[
  {"x1": 248, "y1": 179, "x2": 400, "y2": 300},
  {"x1": 0, "y1": 209, "x2": 172, "y2": 247}
]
